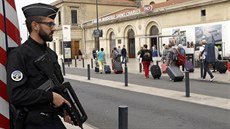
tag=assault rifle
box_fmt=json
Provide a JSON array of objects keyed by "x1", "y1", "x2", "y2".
[{"x1": 34, "y1": 54, "x2": 87, "y2": 129}]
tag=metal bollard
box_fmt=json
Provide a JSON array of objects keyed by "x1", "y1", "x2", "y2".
[
  {"x1": 75, "y1": 56, "x2": 77, "y2": 67},
  {"x1": 139, "y1": 63, "x2": 142, "y2": 73},
  {"x1": 87, "y1": 64, "x2": 90, "y2": 80},
  {"x1": 61, "y1": 58, "x2": 65, "y2": 76},
  {"x1": 124, "y1": 62, "x2": 128, "y2": 86},
  {"x1": 185, "y1": 71, "x2": 190, "y2": 97},
  {"x1": 119, "y1": 105, "x2": 128, "y2": 129},
  {"x1": 91, "y1": 58, "x2": 93, "y2": 69}
]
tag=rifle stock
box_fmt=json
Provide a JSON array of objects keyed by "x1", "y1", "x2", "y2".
[{"x1": 34, "y1": 53, "x2": 87, "y2": 128}]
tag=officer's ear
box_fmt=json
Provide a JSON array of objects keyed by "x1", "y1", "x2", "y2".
[{"x1": 31, "y1": 21, "x2": 39, "y2": 31}]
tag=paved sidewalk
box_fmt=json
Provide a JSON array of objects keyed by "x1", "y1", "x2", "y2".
[
  {"x1": 65, "y1": 58, "x2": 230, "y2": 84},
  {"x1": 62, "y1": 58, "x2": 229, "y2": 128}
]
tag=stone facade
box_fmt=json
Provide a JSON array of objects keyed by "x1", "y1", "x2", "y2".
[
  {"x1": 51, "y1": 0, "x2": 230, "y2": 59},
  {"x1": 50, "y1": 0, "x2": 137, "y2": 59}
]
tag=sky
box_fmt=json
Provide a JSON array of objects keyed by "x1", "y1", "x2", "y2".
[{"x1": 14, "y1": 0, "x2": 56, "y2": 42}]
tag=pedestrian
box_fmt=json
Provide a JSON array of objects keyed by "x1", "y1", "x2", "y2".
[
  {"x1": 117, "y1": 46, "x2": 122, "y2": 55},
  {"x1": 112, "y1": 47, "x2": 121, "y2": 62},
  {"x1": 140, "y1": 44, "x2": 153, "y2": 78},
  {"x1": 161, "y1": 45, "x2": 169, "y2": 63},
  {"x1": 212, "y1": 45, "x2": 219, "y2": 72},
  {"x1": 97, "y1": 48, "x2": 106, "y2": 74},
  {"x1": 78, "y1": 49, "x2": 83, "y2": 61},
  {"x1": 160, "y1": 43, "x2": 166, "y2": 56},
  {"x1": 198, "y1": 39, "x2": 215, "y2": 81},
  {"x1": 7, "y1": 3, "x2": 73, "y2": 129},
  {"x1": 137, "y1": 47, "x2": 143, "y2": 62},
  {"x1": 152, "y1": 45, "x2": 159, "y2": 64},
  {"x1": 165, "y1": 42, "x2": 178, "y2": 67},
  {"x1": 121, "y1": 45, "x2": 127, "y2": 63},
  {"x1": 177, "y1": 44, "x2": 186, "y2": 71},
  {"x1": 92, "y1": 48, "x2": 97, "y2": 60}
]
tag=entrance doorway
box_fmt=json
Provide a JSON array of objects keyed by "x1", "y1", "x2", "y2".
[
  {"x1": 150, "y1": 25, "x2": 159, "y2": 49},
  {"x1": 109, "y1": 32, "x2": 115, "y2": 57},
  {"x1": 71, "y1": 40, "x2": 79, "y2": 59},
  {"x1": 127, "y1": 29, "x2": 135, "y2": 58}
]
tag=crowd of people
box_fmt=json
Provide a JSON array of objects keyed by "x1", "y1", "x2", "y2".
[
  {"x1": 137, "y1": 38, "x2": 220, "y2": 82},
  {"x1": 90, "y1": 38, "x2": 221, "y2": 82},
  {"x1": 92, "y1": 45, "x2": 128, "y2": 74}
]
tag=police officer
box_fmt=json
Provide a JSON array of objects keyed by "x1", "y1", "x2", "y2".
[{"x1": 7, "y1": 3, "x2": 72, "y2": 129}]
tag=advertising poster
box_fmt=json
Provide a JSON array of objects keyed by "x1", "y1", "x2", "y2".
[{"x1": 195, "y1": 24, "x2": 222, "y2": 45}]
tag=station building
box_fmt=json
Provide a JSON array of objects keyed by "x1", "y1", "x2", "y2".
[{"x1": 51, "y1": 0, "x2": 230, "y2": 59}]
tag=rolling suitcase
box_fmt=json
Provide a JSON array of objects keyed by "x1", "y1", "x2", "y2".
[
  {"x1": 166, "y1": 66, "x2": 184, "y2": 82},
  {"x1": 150, "y1": 65, "x2": 161, "y2": 79},
  {"x1": 184, "y1": 60, "x2": 194, "y2": 72},
  {"x1": 228, "y1": 62, "x2": 230, "y2": 72},
  {"x1": 104, "y1": 65, "x2": 111, "y2": 74},
  {"x1": 215, "y1": 60, "x2": 227, "y2": 73},
  {"x1": 95, "y1": 66, "x2": 99, "y2": 73},
  {"x1": 113, "y1": 62, "x2": 123, "y2": 74}
]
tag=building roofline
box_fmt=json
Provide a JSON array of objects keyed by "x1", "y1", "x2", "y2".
[{"x1": 82, "y1": 0, "x2": 229, "y2": 28}]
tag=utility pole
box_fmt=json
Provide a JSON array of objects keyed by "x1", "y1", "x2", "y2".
[{"x1": 95, "y1": 0, "x2": 100, "y2": 50}]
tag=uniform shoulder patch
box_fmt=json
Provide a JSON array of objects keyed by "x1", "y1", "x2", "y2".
[{"x1": 11, "y1": 70, "x2": 23, "y2": 81}]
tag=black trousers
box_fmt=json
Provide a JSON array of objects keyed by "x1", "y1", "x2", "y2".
[
  {"x1": 203, "y1": 60, "x2": 214, "y2": 79},
  {"x1": 25, "y1": 112, "x2": 66, "y2": 129}
]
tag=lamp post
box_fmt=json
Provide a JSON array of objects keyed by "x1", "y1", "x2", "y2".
[{"x1": 95, "y1": 0, "x2": 100, "y2": 50}]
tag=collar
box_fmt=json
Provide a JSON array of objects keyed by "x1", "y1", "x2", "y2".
[{"x1": 27, "y1": 37, "x2": 47, "y2": 51}]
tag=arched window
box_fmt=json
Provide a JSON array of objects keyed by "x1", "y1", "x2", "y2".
[
  {"x1": 127, "y1": 29, "x2": 135, "y2": 58},
  {"x1": 109, "y1": 32, "x2": 115, "y2": 57},
  {"x1": 150, "y1": 25, "x2": 159, "y2": 49},
  {"x1": 128, "y1": 29, "x2": 135, "y2": 38}
]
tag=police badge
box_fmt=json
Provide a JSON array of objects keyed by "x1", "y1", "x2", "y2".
[{"x1": 11, "y1": 70, "x2": 23, "y2": 81}]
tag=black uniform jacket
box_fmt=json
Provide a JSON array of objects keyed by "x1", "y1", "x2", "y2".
[{"x1": 7, "y1": 37, "x2": 64, "y2": 112}]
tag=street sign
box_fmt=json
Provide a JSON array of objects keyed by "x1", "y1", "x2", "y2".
[{"x1": 94, "y1": 29, "x2": 103, "y2": 37}]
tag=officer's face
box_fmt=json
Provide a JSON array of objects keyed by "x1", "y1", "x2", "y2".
[{"x1": 38, "y1": 18, "x2": 56, "y2": 42}]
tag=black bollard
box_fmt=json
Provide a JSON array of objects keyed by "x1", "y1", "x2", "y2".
[
  {"x1": 124, "y1": 62, "x2": 128, "y2": 86},
  {"x1": 119, "y1": 105, "x2": 128, "y2": 129},
  {"x1": 61, "y1": 58, "x2": 65, "y2": 76},
  {"x1": 185, "y1": 71, "x2": 190, "y2": 97},
  {"x1": 87, "y1": 64, "x2": 90, "y2": 80},
  {"x1": 75, "y1": 56, "x2": 77, "y2": 67},
  {"x1": 139, "y1": 63, "x2": 142, "y2": 73},
  {"x1": 91, "y1": 58, "x2": 93, "y2": 69}
]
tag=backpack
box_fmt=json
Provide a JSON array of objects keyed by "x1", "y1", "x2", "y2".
[
  {"x1": 177, "y1": 53, "x2": 186, "y2": 66},
  {"x1": 203, "y1": 43, "x2": 216, "y2": 64},
  {"x1": 177, "y1": 48, "x2": 186, "y2": 66},
  {"x1": 152, "y1": 50, "x2": 158, "y2": 57},
  {"x1": 142, "y1": 50, "x2": 152, "y2": 61},
  {"x1": 114, "y1": 50, "x2": 120, "y2": 58}
]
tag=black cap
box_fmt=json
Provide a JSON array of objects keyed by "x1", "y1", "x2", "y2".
[{"x1": 22, "y1": 3, "x2": 58, "y2": 19}]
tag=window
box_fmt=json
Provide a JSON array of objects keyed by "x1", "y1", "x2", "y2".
[
  {"x1": 58, "y1": 11, "x2": 61, "y2": 25},
  {"x1": 71, "y1": 10, "x2": 78, "y2": 25},
  {"x1": 201, "y1": 9, "x2": 206, "y2": 16}
]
